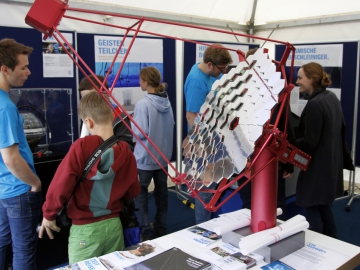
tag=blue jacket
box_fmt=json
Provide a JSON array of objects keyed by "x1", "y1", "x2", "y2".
[{"x1": 132, "y1": 92, "x2": 174, "y2": 170}]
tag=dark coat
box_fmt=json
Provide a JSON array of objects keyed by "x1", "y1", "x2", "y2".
[
  {"x1": 295, "y1": 88, "x2": 354, "y2": 207},
  {"x1": 270, "y1": 101, "x2": 296, "y2": 174}
]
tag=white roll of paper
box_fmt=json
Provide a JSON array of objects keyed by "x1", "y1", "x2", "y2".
[
  {"x1": 240, "y1": 215, "x2": 306, "y2": 245},
  {"x1": 239, "y1": 220, "x2": 309, "y2": 255}
]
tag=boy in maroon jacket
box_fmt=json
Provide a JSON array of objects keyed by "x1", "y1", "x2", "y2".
[{"x1": 38, "y1": 91, "x2": 140, "y2": 263}]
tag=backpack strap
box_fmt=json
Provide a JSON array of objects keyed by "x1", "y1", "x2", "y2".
[{"x1": 80, "y1": 135, "x2": 119, "y2": 182}]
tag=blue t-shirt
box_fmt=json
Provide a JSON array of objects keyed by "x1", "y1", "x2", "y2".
[
  {"x1": 0, "y1": 89, "x2": 36, "y2": 199},
  {"x1": 184, "y1": 63, "x2": 219, "y2": 114}
]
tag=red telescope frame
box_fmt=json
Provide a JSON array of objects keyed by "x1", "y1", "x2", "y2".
[{"x1": 25, "y1": 0, "x2": 311, "y2": 233}]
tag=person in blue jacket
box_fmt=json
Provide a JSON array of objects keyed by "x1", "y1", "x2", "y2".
[
  {"x1": 183, "y1": 44, "x2": 232, "y2": 224},
  {"x1": 132, "y1": 66, "x2": 175, "y2": 240}
]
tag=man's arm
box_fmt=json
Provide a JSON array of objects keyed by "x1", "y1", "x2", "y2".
[
  {"x1": 1, "y1": 144, "x2": 41, "y2": 191},
  {"x1": 186, "y1": 111, "x2": 197, "y2": 128}
]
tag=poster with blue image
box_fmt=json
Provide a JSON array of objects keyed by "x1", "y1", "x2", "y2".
[{"x1": 94, "y1": 36, "x2": 163, "y2": 112}]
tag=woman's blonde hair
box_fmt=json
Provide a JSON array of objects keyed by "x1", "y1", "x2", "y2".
[
  {"x1": 139, "y1": 66, "x2": 167, "y2": 93},
  {"x1": 301, "y1": 62, "x2": 332, "y2": 89}
]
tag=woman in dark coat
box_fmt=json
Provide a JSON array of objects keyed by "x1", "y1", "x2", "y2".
[{"x1": 295, "y1": 62, "x2": 354, "y2": 238}]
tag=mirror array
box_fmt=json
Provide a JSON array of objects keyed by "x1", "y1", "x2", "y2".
[{"x1": 182, "y1": 49, "x2": 285, "y2": 191}]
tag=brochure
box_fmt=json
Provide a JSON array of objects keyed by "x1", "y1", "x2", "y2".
[
  {"x1": 176, "y1": 225, "x2": 222, "y2": 246},
  {"x1": 123, "y1": 247, "x2": 212, "y2": 270},
  {"x1": 197, "y1": 242, "x2": 243, "y2": 262},
  {"x1": 279, "y1": 242, "x2": 350, "y2": 270},
  {"x1": 55, "y1": 257, "x2": 107, "y2": 270},
  {"x1": 98, "y1": 241, "x2": 164, "y2": 269},
  {"x1": 197, "y1": 243, "x2": 263, "y2": 270}
]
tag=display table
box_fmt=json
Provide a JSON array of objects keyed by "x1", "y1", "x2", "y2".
[{"x1": 151, "y1": 226, "x2": 360, "y2": 269}]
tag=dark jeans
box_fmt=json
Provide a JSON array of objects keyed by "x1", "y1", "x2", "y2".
[
  {"x1": 305, "y1": 204, "x2": 337, "y2": 238},
  {"x1": 134, "y1": 168, "x2": 168, "y2": 239},
  {"x1": 0, "y1": 190, "x2": 42, "y2": 270},
  {"x1": 195, "y1": 182, "x2": 217, "y2": 224}
]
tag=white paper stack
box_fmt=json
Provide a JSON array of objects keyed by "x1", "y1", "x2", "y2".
[{"x1": 238, "y1": 215, "x2": 309, "y2": 255}]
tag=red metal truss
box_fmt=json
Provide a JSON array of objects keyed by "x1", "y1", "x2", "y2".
[{"x1": 25, "y1": 0, "x2": 310, "y2": 232}]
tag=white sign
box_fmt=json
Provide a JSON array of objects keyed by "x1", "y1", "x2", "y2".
[
  {"x1": 94, "y1": 36, "x2": 164, "y2": 114},
  {"x1": 196, "y1": 43, "x2": 250, "y2": 65},
  {"x1": 286, "y1": 44, "x2": 343, "y2": 67},
  {"x1": 94, "y1": 36, "x2": 163, "y2": 63},
  {"x1": 42, "y1": 32, "x2": 74, "y2": 78}
]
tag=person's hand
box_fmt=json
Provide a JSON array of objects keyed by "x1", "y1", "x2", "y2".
[
  {"x1": 282, "y1": 170, "x2": 292, "y2": 179},
  {"x1": 38, "y1": 217, "x2": 60, "y2": 239},
  {"x1": 30, "y1": 179, "x2": 42, "y2": 192}
]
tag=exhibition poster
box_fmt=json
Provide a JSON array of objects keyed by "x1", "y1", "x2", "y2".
[
  {"x1": 42, "y1": 32, "x2": 74, "y2": 78},
  {"x1": 285, "y1": 44, "x2": 343, "y2": 116},
  {"x1": 94, "y1": 36, "x2": 163, "y2": 113}
]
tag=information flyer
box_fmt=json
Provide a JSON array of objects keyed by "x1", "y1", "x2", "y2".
[
  {"x1": 42, "y1": 32, "x2": 74, "y2": 78},
  {"x1": 279, "y1": 242, "x2": 350, "y2": 270}
]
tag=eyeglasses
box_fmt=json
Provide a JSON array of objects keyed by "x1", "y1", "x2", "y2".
[{"x1": 212, "y1": 62, "x2": 228, "y2": 74}]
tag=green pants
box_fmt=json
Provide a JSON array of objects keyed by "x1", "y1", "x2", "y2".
[{"x1": 68, "y1": 217, "x2": 124, "y2": 264}]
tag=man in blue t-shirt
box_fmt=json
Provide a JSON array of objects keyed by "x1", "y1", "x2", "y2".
[
  {"x1": 0, "y1": 38, "x2": 42, "y2": 270},
  {"x1": 184, "y1": 44, "x2": 232, "y2": 224}
]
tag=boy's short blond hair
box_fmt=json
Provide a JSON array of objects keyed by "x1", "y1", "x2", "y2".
[{"x1": 78, "y1": 91, "x2": 113, "y2": 124}]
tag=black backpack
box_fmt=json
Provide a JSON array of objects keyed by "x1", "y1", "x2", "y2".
[{"x1": 113, "y1": 112, "x2": 135, "y2": 151}]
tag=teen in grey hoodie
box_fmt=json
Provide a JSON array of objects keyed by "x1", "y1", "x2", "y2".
[{"x1": 132, "y1": 67, "x2": 175, "y2": 241}]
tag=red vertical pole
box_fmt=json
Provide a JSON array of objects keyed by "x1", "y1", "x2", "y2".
[{"x1": 250, "y1": 142, "x2": 278, "y2": 232}]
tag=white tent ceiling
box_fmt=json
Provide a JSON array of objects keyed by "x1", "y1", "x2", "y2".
[
  {"x1": 78, "y1": 0, "x2": 360, "y2": 29},
  {"x1": 3, "y1": 0, "x2": 360, "y2": 33},
  {"x1": 1, "y1": 0, "x2": 360, "y2": 56}
]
